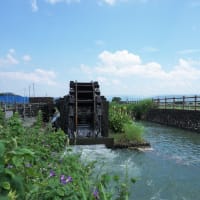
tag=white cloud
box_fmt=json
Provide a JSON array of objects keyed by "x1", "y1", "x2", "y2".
[
  {"x1": 99, "y1": 0, "x2": 129, "y2": 6},
  {"x1": 99, "y1": 0, "x2": 148, "y2": 6},
  {"x1": 102, "y1": 0, "x2": 116, "y2": 5},
  {"x1": 80, "y1": 50, "x2": 200, "y2": 95},
  {"x1": 168, "y1": 59, "x2": 200, "y2": 81},
  {"x1": 0, "y1": 69, "x2": 57, "y2": 85},
  {"x1": 177, "y1": 49, "x2": 200, "y2": 55},
  {"x1": 0, "y1": 52, "x2": 19, "y2": 67},
  {"x1": 31, "y1": 0, "x2": 38, "y2": 12},
  {"x1": 9, "y1": 49, "x2": 16, "y2": 54},
  {"x1": 0, "y1": 50, "x2": 33, "y2": 66},
  {"x1": 22, "y1": 55, "x2": 32, "y2": 62},
  {"x1": 46, "y1": 0, "x2": 80, "y2": 4},
  {"x1": 99, "y1": 50, "x2": 141, "y2": 65}
]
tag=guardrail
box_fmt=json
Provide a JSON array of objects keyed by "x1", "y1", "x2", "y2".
[
  {"x1": 152, "y1": 96, "x2": 200, "y2": 111},
  {"x1": 0, "y1": 102, "x2": 49, "y2": 117}
]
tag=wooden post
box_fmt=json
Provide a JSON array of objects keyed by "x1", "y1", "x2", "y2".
[
  {"x1": 92, "y1": 82, "x2": 96, "y2": 132},
  {"x1": 173, "y1": 97, "x2": 175, "y2": 110},
  {"x1": 158, "y1": 98, "x2": 160, "y2": 108},
  {"x1": 182, "y1": 96, "x2": 185, "y2": 110},
  {"x1": 194, "y1": 95, "x2": 197, "y2": 111}
]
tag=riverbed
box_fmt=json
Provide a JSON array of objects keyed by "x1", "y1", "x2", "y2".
[{"x1": 72, "y1": 122, "x2": 200, "y2": 200}]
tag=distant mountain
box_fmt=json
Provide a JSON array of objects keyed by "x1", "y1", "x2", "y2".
[
  {"x1": 0, "y1": 93, "x2": 28, "y2": 103},
  {"x1": 0, "y1": 92, "x2": 22, "y2": 97}
]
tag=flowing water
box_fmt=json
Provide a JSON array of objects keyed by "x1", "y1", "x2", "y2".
[{"x1": 72, "y1": 122, "x2": 200, "y2": 200}]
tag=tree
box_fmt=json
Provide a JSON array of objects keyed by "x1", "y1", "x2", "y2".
[{"x1": 112, "y1": 97, "x2": 121, "y2": 103}]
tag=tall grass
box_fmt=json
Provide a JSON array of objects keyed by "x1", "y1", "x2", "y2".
[
  {"x1": 127, "y1": 99, "x2": 154, "y2": 120},
  {"x1": 109, "y1": 102, "x2": 144, "y2": 143},
  {"x1": 112, "y1": 122, "x2": 144, "y2": 144}
]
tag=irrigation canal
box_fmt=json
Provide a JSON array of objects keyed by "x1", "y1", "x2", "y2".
[{"x1": 70, "y1": 122, "x2": 200, "y2": 200}]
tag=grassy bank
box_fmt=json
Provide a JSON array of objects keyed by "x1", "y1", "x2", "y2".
[
  {"x1": 0, "y1": 109, "x2": 135, "y2": 199},
  {"x1": 109, "y1": 102, "x2": 144, "y2": 144},
  {"x1": 111, "y1": 122, "x2": 144, "y2": 145}
]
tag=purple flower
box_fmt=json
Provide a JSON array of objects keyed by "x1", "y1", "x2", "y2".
[
  {"x1": 66, "y1": 176, "x2": 72, "y2": 183},
  {"x1": 93, "y1": 188, "x2": 99, "y2": 200},
  {"x1": 60, "y1": 175, "x2": 72, "y2": 184},
  {"x1": 25, "y1": 163, "x2": 32, "y2": 168},
  {"x1": 60, "y1": 174, "x2": 65, "y2": 180},
  {"x1": 60, "y1": 174, "x2": 66, "y2": 184},
  {"x1": 49, "y1": 170, "x2": 56, "y2": 177}
]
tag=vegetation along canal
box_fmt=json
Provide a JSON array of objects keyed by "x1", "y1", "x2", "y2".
[{"x1": 72, "y1": 122, "x2": 200, "y2": 200}]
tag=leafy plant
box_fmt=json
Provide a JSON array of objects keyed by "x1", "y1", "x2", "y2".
[
  {"x1": 7, "y1": 112, "x2": 24, "y2": 136},
  {"x1": 0, "y1": 107, "x2": 5, "y2": 126},
  {"x1": 127, "y1": 99, "x2": 154, "y2": 120},
  {"x1": 113, "y1": 122, "x2": 144, "y2": 144},
  {"x1": 0, "y1": 110, "x2": 136, "y2": 199},
  {"x1": 109, "y1": 102, "x2": 131, "y2": 133},
  {"x1": 109, "y1": 102, "x2": 144, "y2": 143}
]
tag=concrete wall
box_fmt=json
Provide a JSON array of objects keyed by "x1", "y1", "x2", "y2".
[{"x1": 146, "y1": 109, "x2": 200, "y2": 133}]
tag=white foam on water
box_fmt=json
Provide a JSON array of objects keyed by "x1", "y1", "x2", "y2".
[
  {"x1": 67, "y1": 144, "x2": 141, "y2": 177},
  {"x1": 137, "y1": 147, "x2": 154, "y2": 152}
]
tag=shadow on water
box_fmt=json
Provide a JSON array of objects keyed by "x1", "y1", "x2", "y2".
[{"x1": 70, "y1": 122, "x2": 200, "y2": 200}]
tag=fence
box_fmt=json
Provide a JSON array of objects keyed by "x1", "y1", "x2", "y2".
[
  {"x1": 152, "y1": 96, "x2": 200, "y2": 111},
  {"x1": 120, "y1": 100, "x2": 141, "y2": 104},
  {"x1": 0, "y1": 102, "x2": 50, "y2": 118}
]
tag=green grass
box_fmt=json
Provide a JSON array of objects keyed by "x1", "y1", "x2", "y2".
[
  {"x1": 111, "y1": 122, "x2": 144, "y2": 144},
  {"x1": 157, "y1": 104, "x2": 200, "y2": 110},
  {"x1": 0, "y1": 110, "x2": 135, "y2": 200}
]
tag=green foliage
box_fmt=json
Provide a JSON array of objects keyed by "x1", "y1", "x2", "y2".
[
  {"x1": 124, "y1": 122, "x2": 143, "y2": 142},
  {"x1": 0, "y1": 108, "x2": 5, "y2": 126},
  {"x1": 34, "y1": 110, "x2": 43, "y2": 128},
  {"x1": 0, "y1": 111, "x2": 136, "y2": 199},
  {"x1": 127, "y1": 99, "x2": 154, "y2": 120},
  {"x1": 109, "y1": 102, "x2": 144, "y2": 143},
  {"x1": 111, "y1": 97, "x2": 121, "y2": 103},
  {"x1": 113, "y1": 122, "x2": 144, "y2": 144},
  {"x1": 0, "y1": 140, "x2": 26, "y2": 199},
  {"x1": 7, "y1": 112, "x2": 24, "y2": 136},
  {"x1": 109, "y1": 102, "x2": 131, "y2": 133}
]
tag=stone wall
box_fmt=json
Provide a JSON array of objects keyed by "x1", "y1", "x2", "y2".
[{"x1": 146, "y1": 109, "x2": 200, "y2": 133}]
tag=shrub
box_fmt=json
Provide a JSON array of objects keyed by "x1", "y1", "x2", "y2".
[
  {"x1": 112, "y1": 122, "x2": 144, "y2": 144},
  {"x1": 109, "y1": 102, "x2": 131, "y2": 133},
  {"x1": 0, "y1": 107, "x2": 5, "y2": 126},
  {"x1": 0, "y1": 110, "x2": 136, "y2": 199},
  {"x1": 127, "y1": 99, "x2": 154, "y2": 120}
]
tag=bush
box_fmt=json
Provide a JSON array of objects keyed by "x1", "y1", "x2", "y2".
[
  {"x1": 0, "y1": 107, "x2": 5, "y2": 126},
  {"x1": 109, "y1": 102, "x2": 144, "y2": 143},
  {"x1": 112, "y1": 122, "x2": 144, "y2": 144},
  {"x1": 127, "y1": 99, "x2": 154, "y2": 120},
  {"x1": 0, "y1": 111, "x2": 135, "y2": 199},
  {"x1": 109, "y1": 102, "x2": 131, "y2": 133}
]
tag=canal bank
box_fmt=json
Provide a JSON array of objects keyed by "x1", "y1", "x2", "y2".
[
  {"x1": 146, "y1": 109, "x2": 200, "y2": 133},
  {"x1": 71, "y1": 122, "x2": 200, "y2": 200}
]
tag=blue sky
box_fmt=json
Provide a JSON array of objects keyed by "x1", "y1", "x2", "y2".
[{"x1": 1, "y1": 0, "x2": 200, "y2": 98}]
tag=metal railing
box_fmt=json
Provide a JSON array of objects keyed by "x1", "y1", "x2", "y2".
[
  {"x1": 152, "y1": 96, "x2": 200, "y2": 111},
  {"x1": 0, "y1": 102, "x2": 47, "y2": 117}
]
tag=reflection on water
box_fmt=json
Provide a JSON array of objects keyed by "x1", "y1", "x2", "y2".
[{"x1": 70, "y1": 122, "x2": 200, "y2": 200}]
